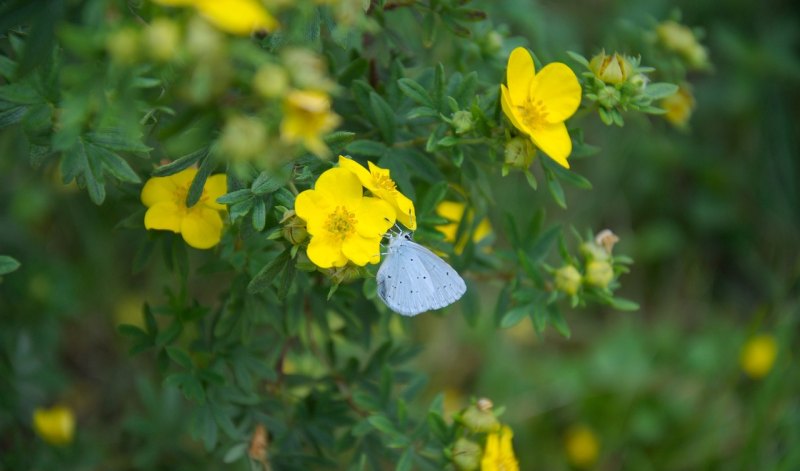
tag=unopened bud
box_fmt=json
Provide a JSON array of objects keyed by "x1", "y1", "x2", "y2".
[
  {"x1": 629, "y1": 73, "x2": 649, "y2": 90},
  {"x1": 186, "y1": 16, "x2": 223, "y2": 58},
  {"x1": 144, "y1": 18, "x2": 180, "y2": 62},
  {"x1": 597, "y1": 86, "x2": 621, "y2": 109},
  {"x1": 476, "y1": 397, "x2": 493, "y2": 412},
  {"x1": 327, "y1": 264, "x2": 368, "y2": 284},
  {"x1": 504, "y1": 137, "x2": 535, "y2": 169},
  {"x1": 281, "y1": 214, "x2": 308, "y2": 245},
  {"x1": 254, "y1": 63, "x2": 289, "y2": 99},
  {"x1": 589, "y1": 51, "x2": 633, "y2": 85},
  {"x1": 461, "y1": 403, "x2": 500, "y2": 433},
  {"x1": 452, "y1": 110, "x2": 474, "y2": 135},
  {"x1": 218, "y1": 115, "x2": 268, "y2": 162},
  {"x1": 452, "y1": 438, "x2": 482, "y2": 471},
  {"x1": 585, "y1": 260, "x2": 614, "y2": 288},
  {"x1": 484, "y1": 31, "x2": 503, "y2": 55},
  {"x1": 555, "y1": 265, "x2": 582, "y2": 296},
  {"x1": 579, "y1": 242, "x2": 609, "y2": 262}
]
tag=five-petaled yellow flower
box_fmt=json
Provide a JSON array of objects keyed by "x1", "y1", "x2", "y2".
[
  {"x1": 501, "y1": 47, "x2": 581, "y2": 169},
  {"x1": 281, "y1": 90, "x2": 341, "y2": 158},
  {"x1": 295, "y1": 168, "x2": 395, "y2": 268},
  {"x1": 33, "y1": 405, "x2": 75, "y2": 446},
  {"x1": 481, "y1": 425, "x2": 519, "y2": 471},
  {"x1": 338, "y1": 156, "x2": 417, "y2": 230},
  {"x1": 435, "y1": 201, "x2": 492, "y2": 255},
  {"x1": 153, "y1": 0, "x2": 278, "y2": 36},
  {"x1": 141, "y1": 167, "x2": 228, "y2": 249},
  {"x1": 661, "y1": 85, "x2": 695, "y2": 128},
  {"x1": 740, "y1": 334, "x2": 778, "y2": 379}
]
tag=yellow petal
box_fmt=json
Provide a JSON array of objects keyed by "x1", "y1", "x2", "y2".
[
  {"x1": 181, "y1": 207, "x2": 223, "y2": 249},
  {"x1": 141, "y1": 175, "x2": 177, "y2": 207},
  {"x1": 506, "y1": 47, "x2": 535, "y2": 104},
  {"x1": 144, "y1": 201, "x2": 183, "y2": 233},
  {"x1": 194, "y1": 0, "x2": 278, "y2": 35},
  {"x1": 338, "y1": 156, "x2": 375, "y2": 192},
  {"x1": 500, "y1": 84, "x2": 529, "y2": 135},
  {"x1": 529, "y1": 63, "x2": 581, "y2": 123},
  {"x1": 307, "y1": 233, "x2": 347, "y2": 268},
  {"x1": 203, "y1": 174, "x2": 228, "y2": 210},
  {"x1": 342, "y1": 234, "x2": 382, "y2": 266},
  {"x1": 295, "y1": 189, "x2": 333, "y2": 235},
  {"x1": 314, "y1": 167, "x2": 363, "y2": 205},
  {"x1": 473, "y1": 217, "x2": 493, "y2": 244},
  {"x1": 435, "y1": 201, "x2": 464, "y2": 243},
  {"x1": 168, "y1": 167, "x2": 198, "y2": 188},
  {"x1": 530, "y1": 121, "x2": 572, "y2": 168},
  {"x1": 391, "y1": 191, "x2": 417, "y2": 230},
  {"x1": 152, "y1": 0, "x2": 195, "y2": 5},
  {"x1": 33, "y1": 406, "x2": 75, "y2": 446},
  {"x1": 354, "y1": 196, "x2": 395, "y2": 239}
]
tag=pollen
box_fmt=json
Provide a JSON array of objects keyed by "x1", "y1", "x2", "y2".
[
  {"x1": 326, "y1": 205, "x2": 357, "y2": 239},
  {"x1": 517, "y1": 98, "x2": 549, "y2": 130},
  {"x1": 372, "y1": 172, "x2": 397, "y2": 193}
]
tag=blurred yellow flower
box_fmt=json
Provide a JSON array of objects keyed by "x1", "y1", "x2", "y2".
[
  {"x1": 281, "y1": 90, "x2": 341, "y2": 158},
  {"x1": 294, "y1": 168, "x2": 395, "y2": 268},
  {"x1": 656, "y1": 20, "x2": 709, "y2": 68},
  {"x1": 33, "y1": 405, "x2": 75, "y2": 446},
  {"x1": 481, "y1": 425, "x2": 519, "y2": 471},
  {"x1": 141, "y1": 167, "x2": 227, "y2": 249},
  {"x1": 338, "y1": 156, "x2": 416, "y2": 230},
  {"x1": 564, "y1": 424, "x2": 599, "y2": 468},
  {"x1": 153, "y1": 0, "x2": 278, "y2": 35},
  {"x1": 501, "y1": 47, "x2": 581, "y2": 168},
  {"x1": 661, "y1": 85, "x2": 696, "y2": 128},
  {"x1": 435, "y1": 201, "x2": 492, "y2": 255},
  {"x1": 740, "y1": 334, "x2": 777, "y2": 379}
]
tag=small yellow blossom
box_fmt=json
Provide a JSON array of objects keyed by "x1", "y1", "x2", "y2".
[
  {"x1": 740, "y1": 334, "x2": 778, "y2": 379},
  {"x1": 656, "y1": 21, "x2": 709, "y2": 68},
  {"x1": 501, "y1": 47, "x2": 582, "y2": 168},
  {"x1": 153, "y1": 0, "x2": 278, "y2": 36},
  {"x1": 338, "y1": 156, "x2": 416, "y2": 230},
  {"x1": 141, "y1": 167, "x2": 228, "y2": 249},
  {"x1": 661, "y1": 85, "x2": 696, "y2": 128},
  {"x1": 584, "y1": 260, "x2": 614, "y2": 288},
  {"x1": 33, "y1": 405, "x2": 75, "y2": 446},
  {"x1": 481, "y1": 425, "x2": 519, "y2": 471},
  {"x1": 294, "y1": 168, "x2": 395, "y2": 268},
  {"x1": 436, "y1": 201, "x2": 492, "y2": 255},
  {"x1": 564, "y1": 424, "x2": 599, "y2": 468},
  {"x1": 281, "y1": 90, "x2": 341, "y2": 158}
]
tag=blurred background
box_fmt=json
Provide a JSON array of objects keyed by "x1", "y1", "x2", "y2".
[{"x1": 1, "y1": 0, "x2": 798, "y2": 469}]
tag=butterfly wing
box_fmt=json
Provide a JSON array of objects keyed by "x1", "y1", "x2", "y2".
[{"x1": 406, "y1": 241, "x2": 466, "y2": 311}]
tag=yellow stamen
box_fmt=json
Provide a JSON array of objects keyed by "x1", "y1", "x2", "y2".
[
  {"x1": 517, "y1": 98, "x2": 549, "y2": 131},
  {"x1": 326, "y1": 206, "x2": 357, "y2": 240},
  {"x1": 372, "y1": 172, "x2": 397, "y2": 193}
]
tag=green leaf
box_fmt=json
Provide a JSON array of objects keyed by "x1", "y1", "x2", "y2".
[
  {"x1": 544, "y1": 167, "x2": 566, "y2": 209},
  {"x1": 396, "y1": 449, "x2": 414, "y2": 471},
  {"x1": 346, "y1": 140, "x2": 388, "y2": 157},
  {"x1": 186, "y1": 154, "x2": 214, "y2": 207},
  {"x1": 645, "y1": 82, "x2": 679, "y2": 100},
  {"x1": 252, "y1": 198, "x2": 267, "y2": 231},
  {"x1": 397, "y1": 78, "x2": 435, "y2": 108},
  {"x1": 609, "y1": 297, "x2": 640, "y2": 311},
  {"x1": 216, "y1": 189, "x2": 252, "y2": 205},
  {"x1": 86, "y1": 129, "x2": 152, "y2": 153},
  {"x1": 367, "y1": 415, "x2": 399, "y2": 435},
  {"x1": 88, "y1": 144, "x2": 141, "y2": 184},
  {"x1": 252, "y1": 164, "x2": 292, "y2": 194},
  {"x1": 165, "y1": 346, "x2": 193, "y2": 369},
  {"x1": 369, "y1": 92, "x2": 396, "y2": 144},
  {"x1": 0, "y1": 106, "x2": 26, "y2": 129},
  {"x1": 547, "y1": 305, "x2": 571, "y2": 338},
  {"x1": 566, "y1": 50, "x2": 590, "y2": 68},
  {"x1": 222, "y1": 443, "x2": 248, "y2": 464},
  {"x1": 324, "y1": 130, "x2": 357, "y2": 152},
  {"x1": 152, "y1": 148, "x2": 207, "y2": 177},
  {"x1": 0, "y1": 255, "x2": 21, "y2": 275},
  {"x1": 248, "y1": 250, "x2": 291, "y2": 293},
  {"x1": 500, "y1": 305, "x2": 530, "y2": 328}
]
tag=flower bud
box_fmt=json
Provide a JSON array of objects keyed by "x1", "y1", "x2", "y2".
[
  {"x1": 597, "y1": 86, "x2": 621, "y2": 109},
  {"x1": 661, "y1": 85, "x2": 695, "y2": 128},
  {"x1": 281, "y1": 214, "x2": 308, "y2": 245},
  {"x1": 579, "y1": 242, "x2": 609, "y2": 262},
  {"x1": 451, "y1": 110, "x2": 474, "y2": 135},
  {"x1": 218, "y1": 115, "x2": 268, "y2": 162},
  {"x1": 282, "y1": 48, "x2": 333, "y2": 91},
  {"x1": 483, "y1": 31, "x2": 503, "y2": 55},
  {"x1": 589, "y1": 51, "x2": 633, "y2": 85},
  {"x1": 629, "y1": 73, "x2": 649, "y2": 90},
  {"x1": 594, "y1": 229, "x2": 619, "y2": 254},
  {"x1": 503, "y1": 137, "x2": 535, "y2": 170},
  {"x1": 460, "y1": 403, "x2": 500, "y2": 433},
  {"x1": 555, "y1": 265, "x2": 582, "y2": 296},
  {"x1": 106, "y1": 28, "x2": 139, "y2": 64},
  {"x1": 452, "y1": 438, "x2": 482, "y2": 471},
  {"x1": 144, "y1": 18, "x2": 180, "y2": 62},
  {"x1": 186, "y1": 16, "x2": 223, "y2": 58},
  {"x1": 584, "y1": 260, "x2": 614, "y2": 288},
  {"x1": 254, "y1": 63, "x2": 289, "y2": 99},
  {"x1": 327, "y1": 264, "x2": 368, "y2": 284}
]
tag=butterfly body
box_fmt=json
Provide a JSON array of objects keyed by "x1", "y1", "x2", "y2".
[{"x1": 376, "y1": 232, "x2": 466, "y2": 316}]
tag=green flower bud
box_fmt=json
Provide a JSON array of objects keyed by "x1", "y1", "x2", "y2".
[
  {"x1": 254, "y1": 63, "x2": 289, "y2": 99},
  {"x1": 555, "y1": 265, "x2": 582, "y2": 296},
  {"x1": 144, "y1": 18, "x2": 180, "y2": 62},
  {"x1": 106, "y1": 28, "x2": 139, "y2": 64},
  {"x1": 452, "y1": 110, "x2": 474, "y2": 135},
  {"x1": 483, "y1": 31, "x2": 503, "y2": 55},
  {"x1": 186, "y1": 16, "x2": 223, "y2": 58},
  {"x1": 585, "y1": 260, "x2": 614, "y2": 288},
  {"x1": 589, "y1": 51, "x2": 633, "y2": 85},
  {"x1": 629, "y1": 73, "x2": 649, "y2": 90},
  {"x1": 460, "y1": 403, "x2": 500, "y2": 433},
  {"x1": 503, "y1": 137, "x2": 535, "y2": 170},
  {"x1": 282, "y1": 214, "x2": 308, "y2": 245},
  {"x1": 579, "y1": 242, "x2": 609, "y2": 262},
  {"x1": 327, "y1": 264, "x2": 368, "y2": 284},
  {"x1": 218, "y1": 115, "x2": 268, "y2": 162},
  {"x1": 452, "y1": 438, "x2": 482, "y2": 471},
  {"x1": 597, "y1": 86, "x2": 621, "y2": 109}
]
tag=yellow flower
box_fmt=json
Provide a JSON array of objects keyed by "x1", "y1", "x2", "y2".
[
  {"x1": 294, "y1": 168, "x2": 395, "y2": 268},
  {"x1": 656, "y1": 21, "x2": 709, "y2": 68},
  {"x1": 481, "y1": 425, "x2": 519, "y2": 471},
  {"x1": 153, "y1": 0, "x2": 278, "y2": 35},
  {"x1": 435, "y1": 201, "x2": 492, "y2": 255},
  {"x1": 661, "y1": 85, "x2": 696, "y2": 128},
  {"x1": 141, "y1": 167, "x2": 228, "y2": 249},
  {"x1": 501, "y1": 47, "x2": 581, "y2": 169},
  {"x1": 280, "y1": 90, "x2": 341, "y2": 158},
  {"x1": 338, "y1": 156, "x2": 416, "y2": 230},
  {"x1": 33, "y1": 405, "x2": 75, "y2": 446},
  {"x1": 740, "y1": 334, "x2": 778, "y2": 379},
  {"x1": 564, "y1": 424, "x2": 599, "y2": 468}
]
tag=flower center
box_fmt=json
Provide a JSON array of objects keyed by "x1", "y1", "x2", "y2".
[
  {"x1": 325, "y1": 206, "x2": 357, "y2": 240},
  {"x1": 517, "y1": 98, "x2": 549, "y2": 130},
  {"x1": 173, "y1": 184, "x2": 208, "y2": 211},
  {"x1": 372, "y1": 173, "x2": 397, "y2": 193}
]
